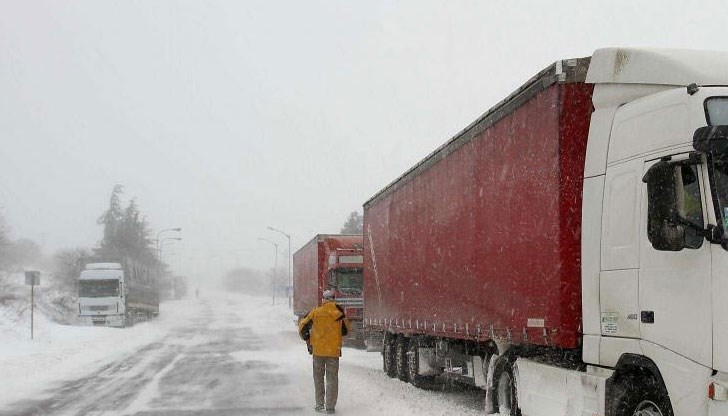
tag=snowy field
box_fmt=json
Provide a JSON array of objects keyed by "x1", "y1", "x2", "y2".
[{"x1": 0, "y1": 289, "x2": 485, "y2": 415}]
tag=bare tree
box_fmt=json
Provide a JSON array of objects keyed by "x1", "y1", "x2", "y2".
[
  {"x1": 0, "y1": 238, "x2": 43, "y2": 273},
  {"x1": 53, "y1": 247, "x2": 90, "y2": 292}
]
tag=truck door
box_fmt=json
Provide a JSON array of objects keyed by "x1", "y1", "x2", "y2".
[
  {"x1": 639, "y1": 155, "x2": 712, "y2": 367},
  {"x1": 708, "y1": 154, "x2": 728, "y2": 372}
]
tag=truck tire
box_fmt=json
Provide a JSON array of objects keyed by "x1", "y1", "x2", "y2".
[
  {"x1": 610, "y1": 375, "x2": 673, "y2": 416},
  {"x1": 406, "y1": 341, "x2": 438, "y2": 389},
  {"x1": 492, "y1": 357, "x2": 520, "y2": 416},
  {"x1": 383, "y1": 337, "x2": 397, "y2": 378},
  {"x1": 395, "y1": 336, "x2": 410, "y2": 382}
]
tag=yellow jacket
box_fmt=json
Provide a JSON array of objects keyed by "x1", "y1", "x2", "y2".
[{"x1": 298, "y1": 300, "x2": 352, "y2": 358}]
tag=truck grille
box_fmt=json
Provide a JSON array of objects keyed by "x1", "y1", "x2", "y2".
[
  {"x1": 336, "y1": 297, "x2": 363, "y2": 307},
  {"x1": 89, "y1": 305, "x2": 109, "y2": 311}
]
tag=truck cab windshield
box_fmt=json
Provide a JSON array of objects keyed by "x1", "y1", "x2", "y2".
[
  {"x1": 79, "y1": 279, "x2": 120, "y2": 297},
  {"x1": 335, "y1": 270, "x2": 363, "y2": 295}
]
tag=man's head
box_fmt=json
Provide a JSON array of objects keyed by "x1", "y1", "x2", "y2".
[{"x1": 322, "y1": 289, "x2": 335, "y2": 301}]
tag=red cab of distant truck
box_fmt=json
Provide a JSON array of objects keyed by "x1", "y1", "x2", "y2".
[{"x1": 293, "y1": 234, "x2": 364, "y2": 341}]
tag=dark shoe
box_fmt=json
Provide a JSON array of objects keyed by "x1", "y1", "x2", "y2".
[
  {"x1": 314, "y1": 405, "x2": 325, "y2": 413},
  {"x1": 325, "y1": 409, "x2": 335, "y2": 414}
]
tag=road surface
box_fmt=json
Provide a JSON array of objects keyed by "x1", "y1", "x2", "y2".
[{"x1": 1, "y1": 293, "x2": 483, "y2": 416}]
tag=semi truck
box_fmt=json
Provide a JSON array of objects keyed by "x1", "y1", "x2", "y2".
[
  {"x1": 293, "y1": 234, "x2": 365, "y2": 345},
  {"x1": 362, "y1": 48, "x2": 728, "y2": 416},
  {"x1": 78, "y1": 259, "x2": 159, "y2": 327}
]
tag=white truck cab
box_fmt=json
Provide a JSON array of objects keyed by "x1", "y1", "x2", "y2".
[
  {"x1": 78, "y1": 262, "x2": 126, "y2": 327},
  {"x1": 576, "y1": 48, "x2": 728, "y2": 416}
]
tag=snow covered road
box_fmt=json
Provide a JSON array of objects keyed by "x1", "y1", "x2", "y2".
[{"x1": 1, "y1": 292, "x2": 484, "y2": 415}]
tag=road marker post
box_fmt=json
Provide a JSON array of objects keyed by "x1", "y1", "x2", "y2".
[{"x1": 25, "y1": 271, "x2": 41, "y2": 340}]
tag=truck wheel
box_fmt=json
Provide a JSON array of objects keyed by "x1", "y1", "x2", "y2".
[
  {"x1": 611, "y1": 375, "x2": 673, "y2": 416},
  {"x1": 395, "y1": 336, "x2": 410, "y2": 382},
  {"x1": 493, "y1": 357, "x2": 520, "y2": 416},
  {"x1": 383, "y1": 337, "x2": 397, "y2": 378},
  {"x1": 406, "y1": 341, "x2": 438, "y2": 389}
]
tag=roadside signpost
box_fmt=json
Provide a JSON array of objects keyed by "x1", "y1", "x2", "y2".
[{"x1": 25, "y1": 271, "x2": 40, "y2": 339}]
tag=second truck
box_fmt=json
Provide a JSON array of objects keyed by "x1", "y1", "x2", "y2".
[{"x1": 293, "y1": 234, "x2": 365, "y2": 346}]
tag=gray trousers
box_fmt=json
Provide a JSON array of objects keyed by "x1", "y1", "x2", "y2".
[{"x1": 313, "y1": 355, "x2": 339, "y2": 409}]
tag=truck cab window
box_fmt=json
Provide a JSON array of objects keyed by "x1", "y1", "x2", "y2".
[
  {"x1": 705, "y1": 97, "x2": 728, "y2": 125},
  {"x1": 644, "y1": 160, "x2": 704, "y2": 250},
  {"x1": 679, "y1": 164, "x2": 705, "y2": 249},
  {"x1": 710, "y1": 156, "x2": 728, "y2": 232}
]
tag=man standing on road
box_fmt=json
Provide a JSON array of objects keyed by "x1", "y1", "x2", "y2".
[{"x1": 298, "y1": 289, "x2": 351, "y2": 414}]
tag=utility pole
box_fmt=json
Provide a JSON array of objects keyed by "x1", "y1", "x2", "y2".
[{"x1": 267, "y1": 226, "x2": 292, "y2": 309}]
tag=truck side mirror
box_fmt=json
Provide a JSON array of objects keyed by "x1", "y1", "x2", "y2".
[
  {"x1": 693, "y1": 125, "x2": 728, "y2": 153},
  {"x1": 643, "y1": 160, "x2": 686, "y2": 251}
]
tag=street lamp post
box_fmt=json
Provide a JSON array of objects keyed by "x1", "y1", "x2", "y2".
[
  {"x1": 267, "y1": 226, "x2": 292, "y2": 309},
  {"x1": 156, "y1": 228, "x2": 182, "y2": 261},
  {"x1": 159, "y1": 237, "x2": 182, "y2": 271},
  {"x1": 258, "y1": 237, "x2": 279, "y2": 306}
]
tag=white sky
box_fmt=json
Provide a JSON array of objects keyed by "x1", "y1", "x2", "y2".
[{"x1": 1, "y1": 0, "x2": 727, "y2": 281}]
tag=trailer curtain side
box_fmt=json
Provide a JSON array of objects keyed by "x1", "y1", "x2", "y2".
[{"x1": 363, "y1": 68, "x2": 593, "y2": 349}]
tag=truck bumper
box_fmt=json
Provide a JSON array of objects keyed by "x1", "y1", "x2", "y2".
[
  {"x1": 79, "y1": 314, "x2": 125, "y2": 327},
  {"x1": 344, "y1": 319, "x2": 366, "y2": 349}
]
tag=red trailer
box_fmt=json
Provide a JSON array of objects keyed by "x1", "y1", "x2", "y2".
[
  {"x1": 363, "y1": 63, "x2": 592, "y2": 349},
  {"x1": 293, "y1": 234, "x2": 364, "y2": 344},
  {"x1": 363, "y1": 58, "x2": 594, "y2": 404}
]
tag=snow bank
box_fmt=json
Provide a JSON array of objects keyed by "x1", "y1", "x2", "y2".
[
  {"x1": 0, "y1": 272, "x2": 78, "y2": 335},
  {"x1": 0, "y1": 296, "x2": 202, "y2": 409}
]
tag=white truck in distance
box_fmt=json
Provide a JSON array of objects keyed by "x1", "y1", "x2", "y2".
[{"x1": 78, "y1": 261, "x2": 159, "y2": 327}]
